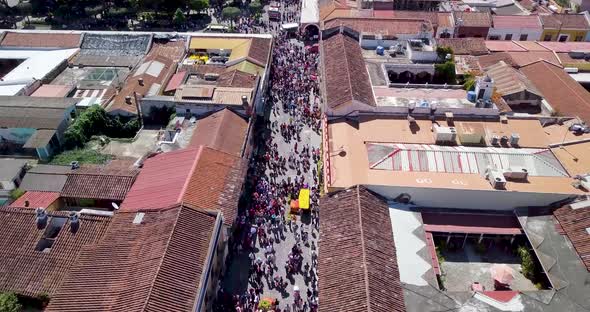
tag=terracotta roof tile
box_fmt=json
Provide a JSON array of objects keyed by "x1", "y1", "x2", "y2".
[
  {"x1": 121, "y1": 148, "x2": 201, "y2": 211},
  {"x1": 0, "y1": 32, "x2": 81, "y2": 48},
  {"x1": 437, "y1": 38, "x2": 488, "y2": 55},
  {"x1": 190, "y1": 109, "x2": 249, "y2": 157},
  {"x1": 540, "y1": 14, "x2": 590, "y2": 30},
  {"x1": 217, "y1": 70, "x2": 258, "y2": 88},
  {"x1": 521, "y1": 60, "x2": 590, "y2": 122},
  {"x1": 492, "y1": 15, "x2": 542, "y2": 29},
  {"x1": 121, "y1": 146, "x2": 246, "y2": 225},
  {"x1": 553, "y1": 204, "x2": 590, "y2": 271},
  {"x1": 319, "y1": 185, "x2": 405, "y2": 312},
  {"x1": 453, "y1": 11, "x2": 492, "y2": 28},
  {"x1": 247, "y1": 37, "x2": 272, "y2": 67},
  {"x1": 322, "y1": 33, "x2": 376, "y2": 111},
  {"x1": 46, "y1": 206, "x2": 217, "y2": 312},
  {"x1": 107, "y1": 40, "x2": 186, "y2": 115},
  {"x1": 183, "y1": 147, "x2": 247, "y2": 225},
  {"x1": 9, "y1": 191, "x2": 60, "y2": 209},
  {"x1": 0, "y1": 207, "x2": 111, "y2": 297},
  {"x1": 61, "y1": 167, "x2": 138, "y2": 201}
]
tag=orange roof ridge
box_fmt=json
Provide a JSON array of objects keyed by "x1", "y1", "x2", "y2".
[
  {"x1": 140, "y1": 206, "x2": 183, "y2": 311},
  {"x1": 179, "y1": 146, "x2": 204, "y2": 204},
  {"x1": 520, "y1": 58, "x2": 563, "y2": 69}
]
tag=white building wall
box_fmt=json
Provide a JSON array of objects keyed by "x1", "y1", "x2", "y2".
[
  {"x1": 366, "y1": 184, "x2": 575, "y2": 210},
  {"x1": 487, "y1": 27, "x2": 542, "y2": 41}
]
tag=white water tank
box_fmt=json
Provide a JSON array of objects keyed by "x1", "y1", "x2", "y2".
[{"x1": 434, "y1": 126, "x2": 457, "y2": 143}]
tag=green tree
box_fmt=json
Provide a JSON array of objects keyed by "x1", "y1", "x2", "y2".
[
  {"x1": 190, "y1": 0, "x2": 209, "y2": 13},
  {"x1": 173, "y1": 7, "x2": 186, "y2": 26},
  {"x1": 84, "y1": 4, "x2": 104, "y2": 19},
  {"x1": 518, "y1": 246, "x2": 536, "y2": 280},
  {"x1": 0, "y1": 292, "x2": 21, "y2": 312},
  {"x1": 248, "y1": 1, "x2": 261, "y2": 13},
  {"x1": 9, "y1": 188, "x2": 25, "y2": 201},
  {"x1": 434, "y1": 61, "x2": 456, "y2": 84},
  {"x1": 221, "y1": 6, "x2": 240, "y2": 26}
]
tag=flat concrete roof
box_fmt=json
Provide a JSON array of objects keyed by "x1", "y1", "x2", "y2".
[{"x1": 326, "y1": 118, "x2": 585, "y2": 195}]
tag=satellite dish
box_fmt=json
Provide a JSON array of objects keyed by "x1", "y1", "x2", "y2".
[{"x1": 111, "y1": 202, "x2": 120, "y2": 210}]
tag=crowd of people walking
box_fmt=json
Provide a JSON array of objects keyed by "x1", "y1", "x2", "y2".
[{"x1": 214, "y1": 1, "x2": 323, "y2": 312}]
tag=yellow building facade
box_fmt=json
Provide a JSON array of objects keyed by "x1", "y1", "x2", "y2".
[{"x1": 541, "y1": 29, "x2": 588, "y2": 42}]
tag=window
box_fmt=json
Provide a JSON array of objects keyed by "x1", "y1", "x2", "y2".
[
  {"x1": 505, "y1": 34, "x2": 513, "y2": 40},
  {"x1": 488, "y1": 35, "x2": 500, "y2": 40},
  {"x1": 558, "y1": 35, "x2": 568, "y2": 42},
  {"x1": 35, "y1": 217, "x2": 67, "y2": 252},
  {"x1": 544, "y1": 34, "x2": 552, "y2": 41},
  {"x1": 575, "y1": 36, "x2": 583, "y2": 42},
  {"x1": 519, "y1": 34, "x2": 528, "y2": 41}
]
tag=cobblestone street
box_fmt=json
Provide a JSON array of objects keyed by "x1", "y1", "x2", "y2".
[{"x1": 219, "y1": 2, "x2": 323, "y2": 310}]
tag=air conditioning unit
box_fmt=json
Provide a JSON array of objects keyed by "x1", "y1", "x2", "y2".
[
  {"x1": 491, "y1": 135, "x2": 499, "y2": 145},
  {"x1": 503, "y1": 167, "x2": 529, "y2": 181},
  {"x1": 434, "y1": 126, "x2": 457, "y2": 143},
  {"x1": 486, "y1": 169, "x2": 507, "y2": 189},
  {"x1": 510, "y1": 133, "x2": 520, "y2": 146}
]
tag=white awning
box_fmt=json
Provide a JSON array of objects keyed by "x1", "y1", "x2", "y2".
[{"x1": 300, "y1": 0, "x2": 319, "y2": 24}]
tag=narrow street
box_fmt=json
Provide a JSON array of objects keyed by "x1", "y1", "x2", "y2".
[{"x1": 216, "y1": 1, "x2": 323, "y2": 311}]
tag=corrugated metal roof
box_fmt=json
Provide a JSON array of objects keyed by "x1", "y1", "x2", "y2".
[{"x1": 369, "y1": 143, "x2": 568, "y2": 177}]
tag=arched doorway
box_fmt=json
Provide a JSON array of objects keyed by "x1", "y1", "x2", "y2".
[
  {"x1": 415, "y1": 72, "x2": 432, "y2": 84},
  {"x1": 388, "y1": 71, "x2": 399, "y2": 83},
  {"x1": 399, "y1": 71, "x2": 414, "y2": 83},
  {"x1": 304, "y1": 24, "x2": 319, "y2": 41}
]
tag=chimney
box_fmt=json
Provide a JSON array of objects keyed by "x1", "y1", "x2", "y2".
[
  {"x1": 35, "y1": 208, "x2": 48, "y2": 230},
  {"x1": 69, "y1": 211, "x2": 80, "y2": 233},
  {"x1": 25, "y1": 200, "x2": 30, "y2": 207},
  {"x1": 445, "y1": 111, "x2": 454, "y2": 125},
  {"x1": 138, "y1": 78, "x2": 144, "y2": 86},
  {"x1": 125, "y1": 96, "x2": 132, "y2": 105}
]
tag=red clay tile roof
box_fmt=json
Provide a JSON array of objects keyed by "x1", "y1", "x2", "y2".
[
  {"x1": 217, "y1": 70, "x2": 258, "y2": 88},
  {"x1": 0, "y1": 32, "x2": 81, "y2": 48},
  {"x1": 183, "y1": 147, "x2": 247, "y2": 225},
  {"x1": 553, "y1": 204, "x2": 590, "y2": 271},
  {"x1": 492, "y1": 15, "x2": 542, "y2": 29},
  {"x1": 452, "y1": 11, "x2": 492, "y2": 28},
  {"x1": 61, "y1": 167, "x2": 138, "y2": 201},
  {"x1": 194, "y1": 64, "x2": 227, "y2": 76},
  {"x1": 121, "y1": 148, "x2": 200, "y2": 211},
  {"x1": 319, "y1": 185, "x2": 405, "y2": 312},
  {"x1": 0, "y1": 207, "x2": 111, "y2": 297},
  {"x1": 190, "y1": 109, "x2": 249, "y2": 157},
  {"x1": 372, "y1": 10, "x2": 439, "y2": 25},
  {"x1": 247, "y1": 37, "x2": 272, "y2": 67},
  {"x1": 322, "y1": 33, "x2": 376, "y2": 110},
  {"x1": 509, "y1": 51, "x2": 563, "y2": 66},
  {"x1": 107, "y1": 41, "x2": 186, "y2": 115},
  {"x1": 540, "y1": 14, "x2": 590, "y2": 30},
  {"x1": 9, "y1": 191, "x2": 60, "y2": 209},
  {"x1": 46, "y1": 206, "x2": 217, "y2": 312},
  {"x1": 324, "y1": 17, "x2": 433, "y2": 35},
  {"x1": 437, "y1": 38, "x2": 488, "y2": 56},
  {"x1": 165, "y1": 70, "x2": 188, "y2": 92},
  {"x1": 521, "y1": 60, "x2": 590, "y2": 122},
  {"x1": 478, "y1": 52, "x2": 518, "y2": 68},
  {"x1": 478, "y1": 51, "x2": 561, "y2": 68},
  {"x1": 121, "y1": 146, "x2": 246, "y2": 225}
]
